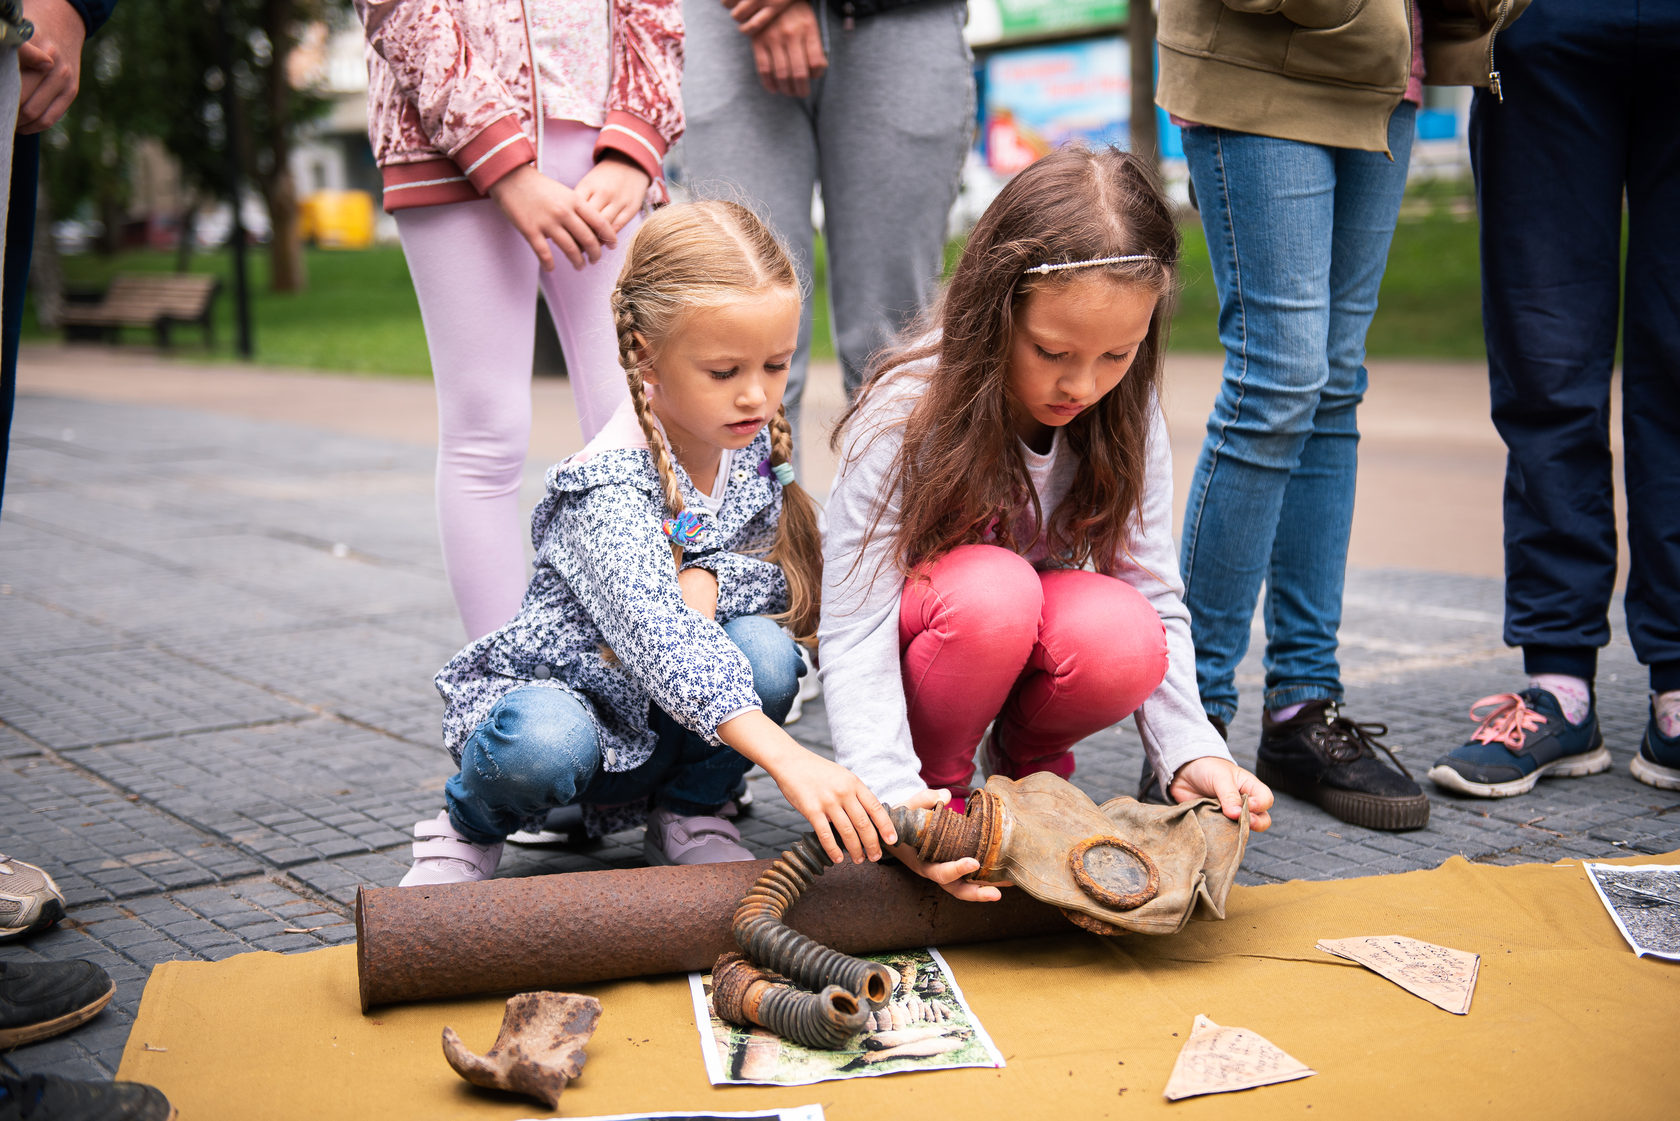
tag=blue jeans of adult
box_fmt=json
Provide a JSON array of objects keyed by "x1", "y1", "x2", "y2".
[
  {"x1": 444, "y1": 616, "x2": 803, "y2": 845},
  {"x1": 1471, "y1": 0, "x2": 1680, "y2": 693},
  {"x1": 1179, "y1": 104, "x2": 1415, "y2": 725}
]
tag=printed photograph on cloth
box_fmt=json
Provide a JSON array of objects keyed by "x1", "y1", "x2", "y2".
[
  {"x1": 1584, "y1": 863, "x2": 1680, "y2": 960},
  {"x1": 688, "y1": 948, "x2": 1005, "y2": 1086}
]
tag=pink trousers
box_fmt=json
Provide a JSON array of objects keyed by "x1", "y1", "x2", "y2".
[
  {"x1": 395, "y1": 120, "x2": 636, "y2": 640},
  {"x1": 899, "y1": 545, "x2": 1168, "y2": 804}
]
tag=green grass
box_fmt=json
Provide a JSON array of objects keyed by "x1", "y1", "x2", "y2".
[
  {"x1": 28, "y1": 182, "x2": 1488, "y2": 376},
  {"x1": 25, "y1": 243, "x2": 437, "y2": 376}
]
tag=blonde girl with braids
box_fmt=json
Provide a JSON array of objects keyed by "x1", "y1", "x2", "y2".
[
  {"x1": 822, "y1": 149, "x2": 1274, "y2": 896},
  {"x1": 403, "y1": 201, "x2": 911, "y2": 885}
]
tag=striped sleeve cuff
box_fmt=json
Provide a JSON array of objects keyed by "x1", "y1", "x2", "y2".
[
  {"x1": 456, "y1": 116, "x2": 537, "y2": 195},
  {"x1": 593, "y1": 111, "x2": 668, "y2": 185}
]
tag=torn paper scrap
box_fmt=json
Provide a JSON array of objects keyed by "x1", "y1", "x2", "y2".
[
  {"x1": 1317, "y1": 935, "x2": 1480, "y2": 1015},
  {"x1": 1162, "y1": 1014, "x2": 1314, "y2": 1101}
]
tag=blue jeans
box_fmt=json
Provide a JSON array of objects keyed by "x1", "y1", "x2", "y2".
[
  {"x1": 444, "y1": 616, "x2": 803, "y2": 844},
  {"x1": 1179, "y1": 106, "x2": 1415, "y2": 724}
]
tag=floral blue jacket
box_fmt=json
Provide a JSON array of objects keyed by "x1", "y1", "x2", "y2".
[{"x1": 434, "y1": 409, "x2": 790, "y2": 778}]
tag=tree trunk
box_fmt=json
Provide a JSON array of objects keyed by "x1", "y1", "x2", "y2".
[
  {"x1": 262, "y1": 169, "x2": 306, "y2": 292},
  {"x1": 29, "y1": 179, "x2": 63, "y2": 329},
  {"x1": 1129, "y1": 1, "x2": 1159, "y2": 171},
  {"x1": 261, "y1": 0, "x2": 306, "y2": 292},
  {"x1": 95, "y1": 191, "x2": 122, "y2": 256},
  {"x1": 174, "y1": 201, "x2": 198, "y2": 272}
]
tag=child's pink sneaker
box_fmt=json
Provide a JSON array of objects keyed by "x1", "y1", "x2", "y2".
[
  {"x1": 399, "y1": 811, "x2": 502, "y2": 886},
  {"x1": 642, "y1": 807, "x2": 756, "y2": 865}
]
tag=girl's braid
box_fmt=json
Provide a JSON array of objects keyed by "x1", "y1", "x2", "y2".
[
  {"x1": 768, "y1": 405, "x2": 795, "y2": 469},
  {"x1": 613, "y1": 291, "x2": 688, "y2": 561},
  {"x1": 765, "y1": 404, "x2": 822, "y2": 646}
]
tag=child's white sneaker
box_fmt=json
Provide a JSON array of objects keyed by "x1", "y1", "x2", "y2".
[
  {"x1": 642, "y1": 807, "x2": 756, "y2": 865},
  {"x1": 399, "y1": 811, "x2": 502, "y2": 886},
  {"x1": 784, "y1": 646, "x2": 820, "y2": 725}
]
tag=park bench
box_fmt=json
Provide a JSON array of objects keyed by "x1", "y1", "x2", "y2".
[{"x1": 59, "y1": 272, "x2": 221, "y2": 348}]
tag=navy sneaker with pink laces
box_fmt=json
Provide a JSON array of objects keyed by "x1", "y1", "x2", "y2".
[
  {"x1": 1631, "y1": 701, "x2": 1680, "y2": 791},
  {"x1": 1428, "y1": 688, "x2": 1611, "y2": 798}
]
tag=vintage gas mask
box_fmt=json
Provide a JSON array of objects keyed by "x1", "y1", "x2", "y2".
[
  {"x1": 888, "y1": 772, "x2": 1249, "y2": 935},
  {"x1": 714, "y1": 772, "x2": 1250, "y2": 1047}
]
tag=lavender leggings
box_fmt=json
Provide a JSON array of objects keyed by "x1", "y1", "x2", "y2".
[{"x1": 395, "y1": 120, "x2": 635, "y2": 640}]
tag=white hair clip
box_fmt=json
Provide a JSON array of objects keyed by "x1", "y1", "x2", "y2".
[{"x1": 1024, "y1": 254, "x2": 1153, "y2": 275}]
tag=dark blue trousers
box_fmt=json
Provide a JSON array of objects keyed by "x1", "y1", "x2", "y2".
[
  {"x1": 0, "y1": 131, "x2": 37, "y2": 516},
  {"x1": 1470, "y1": 0, "x2": 1680, "y2": 692}
]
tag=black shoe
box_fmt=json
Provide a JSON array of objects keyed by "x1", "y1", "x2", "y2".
[
  {"x1": 0, "y1": 961, "x2": 116, "y2": 1050},
  {"x1": 0, "y1": 1073, "x2": 174, "y2": 1120},
  {"x1": 1257, "y1": 701, "x2": 1428, "y2": 831},
  {"x1": 1137, "y1": 715, "x2": 1228, "y2": 805}
]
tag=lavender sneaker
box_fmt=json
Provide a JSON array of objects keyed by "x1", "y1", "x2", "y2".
[
  {"x1": 643, "y1": 808, "x2": 756, "y2": 866},
  {"x1": 399, "y1": 811, "x2": 502, "y2": 886}
]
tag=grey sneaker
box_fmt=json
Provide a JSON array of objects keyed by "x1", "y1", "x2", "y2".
[
  {"x1": 0, "y1": 855, "x2": 66, "y2": 942},
  {"x1": 643, "y1": 807, "x2": 755, "y2": 866}
]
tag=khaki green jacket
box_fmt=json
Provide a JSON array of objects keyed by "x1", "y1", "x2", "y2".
[{"x1": 1157, "y1": 1, "x2": 1528, "y2": 155}]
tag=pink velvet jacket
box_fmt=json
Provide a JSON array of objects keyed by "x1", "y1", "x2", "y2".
[{"x1": 356, "y1": 0, "x2": 683, "y2": 212}]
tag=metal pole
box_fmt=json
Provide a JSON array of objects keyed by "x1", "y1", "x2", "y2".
[{"x1": 214, "y1": 0, "x2": 253, "y2": 358}]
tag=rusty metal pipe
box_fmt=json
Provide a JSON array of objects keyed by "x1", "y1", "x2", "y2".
[
  {"x1": 710, "y1": 952, "x2": 867, "y2": 1050},
  {"x1": 888, "y1": 792, "x2": 1004, "y2": 876},
  {"x1": 356, "y1": 858, "x2": 1067, "y2": 1011},
  {"x1": 732, "y1": 834, "x2": 897, "y2": 1008}
]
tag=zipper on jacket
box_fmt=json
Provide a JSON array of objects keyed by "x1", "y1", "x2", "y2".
[
  {"x1": 519, "y1": 0, "x2": 544, "y2": 166},
  {"x1": 842, "y1": 2, "x2": 855, "y2": 31},
  {"x1": 1486, "y1": 0, "x2": 1512, "y2": 102}
]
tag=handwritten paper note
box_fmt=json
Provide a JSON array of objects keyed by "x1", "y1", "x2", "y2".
[
  {"x1": 1317, "y1": 935, "x2": 1480, "y2": 1015},
  {"x1": 1161, "y1": 1015, "x2": 1314, "y2": 1101}
]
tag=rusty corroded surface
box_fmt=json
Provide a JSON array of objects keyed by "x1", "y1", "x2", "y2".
[
  {"x1": 887, "y1": 790, "x2": 1004, "y2": 873},
  {"x1": 732, "y1": 834, "x2": 896, "y2": 1008},
  {"x1": 1058, "y1": 907, "x2": 1128, "y2": 936},
  {"x1": 1068, "y1": 835, "x2": 1160, "y2": 911},
  {"x1": 710, "y1": 952, "x2": 867, "y2": 1050},
  {"x1": 356, "y1": 859, "x2": 1067, "y2": 1010},
  {"x1": 441, "y1": 991, "x2": 601, "y2": 1109}
]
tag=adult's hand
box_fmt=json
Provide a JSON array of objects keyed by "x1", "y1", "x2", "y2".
[
  {"x1": 751, "y1": 1, "x2": 826, "y2": 98},
  {"x1": 16, "y1": 0, "x2": 86, "y2": 134},
  {"x1": 725, "y1": 0, "x2": 795, "y2": 35},
  {"x1": 487, "y1": 163, "x2": 616, "y2": 271}
]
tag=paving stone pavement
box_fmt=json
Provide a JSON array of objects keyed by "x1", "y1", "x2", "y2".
[{"x1": 3, "y1": 389, "x2": 1677, "y2": 1082}]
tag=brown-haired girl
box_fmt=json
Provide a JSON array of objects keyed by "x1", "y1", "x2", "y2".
[
  {"x1": 822, "y1": 148, "x2": 1274, "y2": 883},
  {"x1": 404, "y1": 201, "x2": 903, "y2": 885}
]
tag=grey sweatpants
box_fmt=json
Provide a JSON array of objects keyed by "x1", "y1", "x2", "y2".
[{"x1": 679, "y1": 0, "x2": 974, "y2": 435}]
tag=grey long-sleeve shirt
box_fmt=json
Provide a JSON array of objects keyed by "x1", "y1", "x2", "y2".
[{"x1": 818, "y1": 371, "x2": 1231, "y2": 805}]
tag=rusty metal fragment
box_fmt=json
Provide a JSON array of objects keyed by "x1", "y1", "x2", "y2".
[
  {"x1": 710, "y1": 952, "x2": 867, "y2": 1050},
  {"x1": 441, "y1": 991, "x2": 601, "y2": 1109}
]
